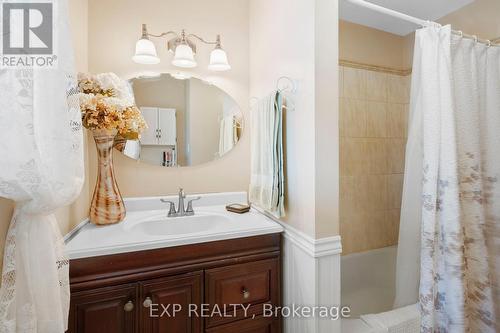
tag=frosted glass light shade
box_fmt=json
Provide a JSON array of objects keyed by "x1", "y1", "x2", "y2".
[
  {"x1": 132, "y1": 38, "x2": 160, "y2": 65},
  {"x1": 208, "y1": 48, "x2": 231, "y2": 71},
  {"x1": 172, "y1": 44, "x2": 197, "y2": 68}
]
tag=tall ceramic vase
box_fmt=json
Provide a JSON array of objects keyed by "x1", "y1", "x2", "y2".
[{"x1": 90, "y1": 129, "x2": 126, "y2": 225}]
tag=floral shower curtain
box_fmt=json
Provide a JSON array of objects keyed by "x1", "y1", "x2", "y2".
[
  {"x1": 0, "y1": 0, "x2": 84, "y2": 332},
  {"x1": 407, "y1": 25, "x2": 500, "y2": 332}
]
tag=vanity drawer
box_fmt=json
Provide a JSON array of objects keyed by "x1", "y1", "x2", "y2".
[{"x1": 205, "y1": 258, "x2": 280, "y2": 327}]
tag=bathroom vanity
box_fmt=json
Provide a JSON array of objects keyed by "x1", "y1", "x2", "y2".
[{"x1": 65, "y1": 193, "x2": 283, "y2": 333}]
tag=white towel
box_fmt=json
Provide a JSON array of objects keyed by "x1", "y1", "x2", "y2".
[
  {"x1": 360, "y1": 304, "x2": 420, "y2": 333},
  {"x1": 249, "y1": 92, "x2": 285, "y2": 217},
  {"x1": 218, "y1": 115, "x2": 237, "y2": 157}
]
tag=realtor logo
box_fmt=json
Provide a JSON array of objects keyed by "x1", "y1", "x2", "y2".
[
  {"x1": 1, "y1": 2, "x2": 56, "y2": 67},
  {"x1": 3, "y1": 3, "x2": 53, "y2": 54}
]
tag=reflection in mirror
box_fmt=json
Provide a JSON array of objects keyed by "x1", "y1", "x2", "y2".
[{"x1": 120, "y1": 74, "x2": 243, "y2": 167}]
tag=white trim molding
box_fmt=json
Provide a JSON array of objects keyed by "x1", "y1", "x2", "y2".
[
  {"x1": 281, "y1": 223, "x2": 342, "y2": 258},
  {"x1": 280, "y1": 223, "x2": 342, "y2": 333}
]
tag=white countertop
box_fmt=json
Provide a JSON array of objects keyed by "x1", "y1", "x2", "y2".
[{"x1": 65, "y1": 192, "x2": 283, "y2": 260}]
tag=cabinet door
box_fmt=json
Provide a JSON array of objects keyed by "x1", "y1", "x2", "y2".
[
  {"x1": 140, "y1": 272, "x2": 202, "y2": 333},
  {"x1": 158, "y1": 108, "x2": 176, "y2": 146},
  {"x1": 140, "y1": 107, "x2": 159, "y2": 145},
  {"x1": 67, "y1": 284, "x2": 138, "y2": 333}
]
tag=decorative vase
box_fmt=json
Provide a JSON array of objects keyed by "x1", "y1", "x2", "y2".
[{"x1": 90, "y1": 129, "x2": 126, "y2": 225}]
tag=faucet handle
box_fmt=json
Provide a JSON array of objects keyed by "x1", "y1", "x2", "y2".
[
  {"x1": 160, "y1": 199, "x2": 177, "y2": 217},
  {"x1": 186, "y1": 196, "x2": 202, "y2": 213}
]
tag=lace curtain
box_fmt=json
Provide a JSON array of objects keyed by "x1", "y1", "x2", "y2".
[
  {"x1": 0, "y1": 0, "x2": 84, "y2": 332},
  {"x1": 399, "y1": 25, "x2": 500, "y2": 332}
]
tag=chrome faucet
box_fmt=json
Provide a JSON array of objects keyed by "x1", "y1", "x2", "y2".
[{"x1": 161, "y1": 188, "x2": 201, "y2": 217}]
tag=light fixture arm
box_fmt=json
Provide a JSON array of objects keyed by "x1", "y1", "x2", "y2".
[
  {"x1": 141, "y1": 24, "x2": 222, "y2": 47},
  {"x1": 141, "y1": 24, "x2": 178, "y2": 39},
  {"x1": 187, "y1": 33, "x2": 221, "y2": 46},
  {"x1": 148, "y1": 31, "x2": 178, "y2": 38}
]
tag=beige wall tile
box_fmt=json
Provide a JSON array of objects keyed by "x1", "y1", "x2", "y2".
[
  {"x1": 388, "y1": 209, "x2": 401, "y2": 244},
  {"x1": 344, "y1": 67, "x2": 367, "y2": 99},
  {"x1": 366, "y1": 71, "x2": 388, "y2": 102},
  {"x1": 387, "y1": 139, "x2": 406, "y2": 174},
  {"x1": 339, "y1": 66, "x2": 344, "y2": 98},
  {"x1": 340, "y1": 211, "x2": 370, "y2": 254},
  {"x1": 366, "y1": 138, "x2": 387, "y2": 174},
  {"x1": 387, "y1": 174, "x2": 404, "y2": 209},
  {"x1": 387, "y1": 74, "x2": 410, "y2": 103},
  {"x1": 340, "y1": 176, "x2": 355, "y2": 215},
  {"x1": 339, "y1": 67, "x2": 410, "y2": 254},
  {"x1": 341, "y1": 138, "x2": 369, "y2": 176},
  {"x1": 387, "y1": 103, "x2": 406, "y2": 138},
  {"x1": 353, "y1": 175, "x2": 388, "y2": 212},
  {"x1": 403, "y1": 104, "x2": 409, "y2": 138},
  {"x1": 366, "y1": 102, "x2": 387, "y2": 138},
  {"x1": 342, "y1": 98, "x2": 367, "y2": 137},
  {"x1": 365, "y1": 211, "x2": 391, "y2": 250}
]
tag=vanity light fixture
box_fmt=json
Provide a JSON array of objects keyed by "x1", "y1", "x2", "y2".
[
  {"x1": 132, "y1": 25, "x2": 160, "y2": 65},
  {"x1": 132, "y1": 24, "x2": 231, "y2": 71}
]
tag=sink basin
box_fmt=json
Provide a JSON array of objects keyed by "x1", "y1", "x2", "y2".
[{"x1": 127, "y1": 213, "x2": 231, "y2": 237}]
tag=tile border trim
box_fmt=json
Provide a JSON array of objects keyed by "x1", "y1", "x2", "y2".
[{"x1": 340, "y1": 59, "x2": 412, "y2": 76}]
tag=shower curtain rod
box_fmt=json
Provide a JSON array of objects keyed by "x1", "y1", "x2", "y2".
[{"x1": 346, "y1": 0, "x2": 499, "y2": 47}]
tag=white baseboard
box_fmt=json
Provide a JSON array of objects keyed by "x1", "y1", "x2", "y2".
[{"x1": 280, "y1": 223, "x2": 342, "y2": 333}]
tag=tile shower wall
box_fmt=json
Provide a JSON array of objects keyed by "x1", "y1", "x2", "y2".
[{"x1": 339, "y1": 65, "x2": 411, "y2": 254}]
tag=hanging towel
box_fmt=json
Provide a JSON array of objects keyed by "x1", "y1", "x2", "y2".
[
  {"x1": 360, "y1": 303, "x2": 420, "y2": 333},
  {"x1": 249, "y1": 91, "x2": 285, "y2": 217},
  {"x1": 218, "y1": 115, "x2": 237, "y2": 157}
]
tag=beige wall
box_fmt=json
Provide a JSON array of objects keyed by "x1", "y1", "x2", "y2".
[
  {"x1": 438, "y1": 0, "x2": 500, "y2": 40},
  {"x1": 87, "y1": 0, "x2": 250, "y2": 197},
  {"x1": 250, "y1": 0, "x2": 339, "y2": 238},
  {"x1": 339, "y1": 65, "x2": 410, "y2": 254},
  {"x1": 340, "y1": 20, "x2": 413, "y2": 71}
]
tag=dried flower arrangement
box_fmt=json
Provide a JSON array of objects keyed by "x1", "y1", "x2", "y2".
[{"x1": 78, "y1": 72, "x2": 147, "y2": 140}]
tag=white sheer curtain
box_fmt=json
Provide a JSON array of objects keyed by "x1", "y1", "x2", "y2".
[
  {"x1": 0, "y1": 0, "x2": 84, "y2": 332},
  {"x1": 395, "y1": 25, "x2": 500, "y2": 332}
]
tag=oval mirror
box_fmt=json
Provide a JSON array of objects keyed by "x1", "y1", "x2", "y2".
[{"x1": 117, "y1": 73, "x2": 243, "y2": 167}]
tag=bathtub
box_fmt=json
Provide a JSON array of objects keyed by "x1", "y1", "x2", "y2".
[
  {"x1": 341, "y1": 246, "x2": 397, "y2": 317},
  {"x1": 341, "y1": 246, "x2": 420, "y2": 333}
]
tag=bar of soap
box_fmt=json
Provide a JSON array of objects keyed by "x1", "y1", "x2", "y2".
[{"x1": 225, "y1": 203, "x2": 251, "y2": 214}]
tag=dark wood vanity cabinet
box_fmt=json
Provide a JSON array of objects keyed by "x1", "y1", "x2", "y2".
[
  {"x1": 140, "y1": 273, "x2": 203, "y2": 333},
  {"x1": 67, "y1": 234, "x2": 281, "y2": 333},
  {"x1": 68, "y1": 284, "x2": 138, "y2": 333}
]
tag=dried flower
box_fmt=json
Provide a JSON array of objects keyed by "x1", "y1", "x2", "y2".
[{"x1": 78, "y1": 72, "x2": 147, "y2": 139}]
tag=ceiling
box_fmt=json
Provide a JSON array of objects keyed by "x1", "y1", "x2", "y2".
[{"x1": 340, "y1": 0, "x2": 475, "y2": 36}]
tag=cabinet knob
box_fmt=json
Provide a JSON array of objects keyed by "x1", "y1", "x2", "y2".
[
  {"x1": 143, "y1": 297, "x2": 153, "y2": 308},
  {"x1": 242, "y1": 288, "x2": 250, "y2": 300},
  {"x1": 124, "y1": 301, "x2": 134, "y2": 312}
]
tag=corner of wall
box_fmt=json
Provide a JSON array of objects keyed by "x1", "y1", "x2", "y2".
[{"x1": 314, "y1": 0, "x2": 340, "y2": 239}]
